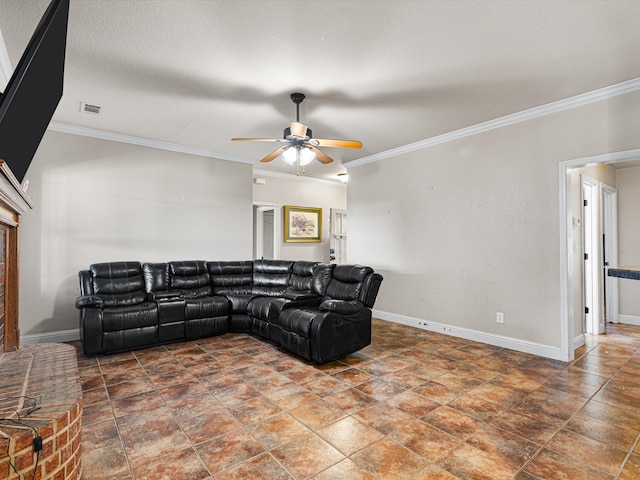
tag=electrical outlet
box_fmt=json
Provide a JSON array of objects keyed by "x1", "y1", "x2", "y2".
[{"x1": 496, "y1": 312, "x2": 504, "y2": 324}]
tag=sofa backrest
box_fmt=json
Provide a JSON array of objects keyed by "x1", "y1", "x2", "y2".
[
  {"x1": 207, "y1": 260, "x2": 254, "y2": 295},
  {"x1": 89, "y1": 261, "x2": 146, "y2": 307},
  {"x1": 169, "y1": 260, "x2": 212, "y2": 298},
  {"x1": 311, "y1": 263, "x2": 334, "y2": 296},
  {"x1": 252, "y1": 259, "x2": 293, "y2": 296},
  {"x1": 324, "y1": 265, "x2": 377, "y2": 305},
  {"x1": 289, "y1": 261, "x2": 316, "y2": 292},
  {"x1": 143, "y1": 262, "x2": 170, "y2": 293}
]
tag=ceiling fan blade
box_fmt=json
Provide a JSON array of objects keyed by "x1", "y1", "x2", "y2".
[
  {"x1": 260, "y1": 147, "x2": 287, "y2": 163},
  {"x1": 310, "y1": 146, "x2": 333, "y2": 164},
  {"x1": 289, "y1": 121, "x2": 308, "y2": 138},
  {"x1": 312, "y1": 138, "x2": 362, "y2": 149},
  {"x1": 231, "y1": 137, "x2": 281, "y2": 142}
]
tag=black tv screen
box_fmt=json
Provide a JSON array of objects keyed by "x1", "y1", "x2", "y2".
[{"x1": 0, "y1": 0, "x2": 69, "y2": 184}]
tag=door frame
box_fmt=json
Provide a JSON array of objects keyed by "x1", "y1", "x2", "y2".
[
  {"x1": 560, "y1": 147, "x2": 640, "y2": 361},
  {"x1": 254, "y1": 202, "x2": 279, "y2": 260},
  {"x1": 602, "y1": 184, "x2": 619, "y2": 324}
]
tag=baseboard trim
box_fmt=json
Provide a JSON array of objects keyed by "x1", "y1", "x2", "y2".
[
  {"x1": 574, "y1": 334, "x2": 585, "y2": 350},
  {"x1": 21, "y1": 329, "x2": 80, "y2": 345},
  {"x1": 20, "y1": 313, "x2": 573, "y2": 359},
  {"x1": 619, "y1": 315, "x2": 640, "y2": 326},
  {"x1": 372, "y1": 310, "x2": 564, "y2": 361}
]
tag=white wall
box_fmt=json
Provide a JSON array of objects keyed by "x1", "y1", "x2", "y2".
[
  {"x1": 19, "y1": 131, "x2": 253, "y2": 337},
  {"x1": 347, "y1": 89, "x2": 640, "y2": 358},
  {"x1": 616, "y1": 165, "x2": 640, "y2": 318},
  {"x1": 252, "y1": 174, "x2": 347, "y2": 263}
]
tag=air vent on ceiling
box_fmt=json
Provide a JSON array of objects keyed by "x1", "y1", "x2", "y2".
[{"x1": 80, "y1": 102, "x2": 101, "y2": 115}]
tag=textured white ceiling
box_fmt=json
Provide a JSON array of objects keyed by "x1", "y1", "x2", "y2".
[{"x1": 2, "y1": 0, "x2": 640, "y2": 180}]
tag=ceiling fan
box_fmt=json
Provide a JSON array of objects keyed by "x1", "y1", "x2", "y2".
[{"x1": 231, "y1": 93, "x2": 362, "y2": 170}]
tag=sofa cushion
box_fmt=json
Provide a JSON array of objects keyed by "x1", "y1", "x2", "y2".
[
  {"x1": 289, "y1": 261, "x2": 316, "y2": 291},
  {"x1": 312, "y1": 263, "x2": 334, "y2": 296},
  {"x1": 273, "y1": 308, "x2": 317, "y2": 338},
  {"x1": 102, "y1": 302, "x2": 158, "y2": 332},
  {"x1": 252, "y1": 259, "x2": 292, "y2": 296},
  {"x1": 184, "y1": 296, "x2": 229, "y2": 320},
  {"x1": 247, "y1": 296, "x2": 288, "y2": 322},
  {"x1": 225, "y1": 293, "x2": 256, "y2": 314},
  {"x1": 170, "y1": 260, "x2": 212, "y2": 298},
  {"x1": 90, "y1": 261, "x2": 147, "y2": 307},
  {"x1": 208, "y1": 261, "x2": 253, "y2": 295},
  {"x1": 143, "y1": 262, "x2": 170, "y2": 292},
  {"x1": 325, "y1": 265, "x2": 374, "y2": 301}
]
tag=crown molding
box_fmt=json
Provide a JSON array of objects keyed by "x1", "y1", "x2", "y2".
[
  {"x1": 46, "y1": 76, "x2": 640, "y2": 173},
  {"x1": 346, "y1": 76, "x2": 640, "y2": 169},
  {"x1": 48, "y1": 123, "x2": 345, "y2": 185},
  {"x1": 253, "y1": 168, "x2": 346, "y2": 186},
  {"x1": 47, "y1": 122, "x2": 256, "y2": 164}
]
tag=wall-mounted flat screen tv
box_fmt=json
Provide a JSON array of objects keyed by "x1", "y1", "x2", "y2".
[{"x1": 0, "y1": 0, "x2": 69, "y2": 184}]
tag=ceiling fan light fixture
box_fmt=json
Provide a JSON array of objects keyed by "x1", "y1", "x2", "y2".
[
  {"x1": 299, "y1": 147, "x2": 316, "y2": 166},
  {"x1": 281, "y1": 146, "x2": 297, "y2": 165},
  {"x1": 281, "y1": 146, "x2": 316, "y2": 166}
]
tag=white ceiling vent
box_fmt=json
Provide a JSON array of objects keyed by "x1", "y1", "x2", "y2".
[{"x1": 80, "y1": 102, "x2": 101, "y2": 115}]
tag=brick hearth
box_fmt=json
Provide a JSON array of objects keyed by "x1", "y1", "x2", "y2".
[{"x1": 0, "y1": 343, "x2": 82, "y2": 480}]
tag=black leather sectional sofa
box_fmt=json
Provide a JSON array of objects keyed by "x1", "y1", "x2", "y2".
[{"x1": 76, "y1": 259, "x2": 383, "y2": 363}]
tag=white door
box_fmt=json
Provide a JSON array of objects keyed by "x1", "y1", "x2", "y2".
[
  {"x1": 602, "y1": 185, "x2": 619, "y2": 324},
  {"x1": 582, "y1": 176, "x2": 600, "y2": 334},
  {"x1": 330, "y1": 208, "x2": 347, "y2": 264}
]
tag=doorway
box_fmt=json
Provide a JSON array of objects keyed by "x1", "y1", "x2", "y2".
[
  {"x1": 560, "y1": 147, "x2": 640, "y2": 361},
  {"x1": 254, "y1": 203, "x2": 279, "y2": 260}
]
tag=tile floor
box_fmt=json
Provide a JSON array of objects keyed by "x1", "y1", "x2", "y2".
[{"x1": 74, "y1": 319, "x2": 640, "y2": 480}]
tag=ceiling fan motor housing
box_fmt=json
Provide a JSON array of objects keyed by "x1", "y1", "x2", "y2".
[
  {"x1": 284, "y1": 126, "x2": 312, "y2": 141},
  {"x1": 290, "y1": 93, "x2": 305, "y2": 105}
]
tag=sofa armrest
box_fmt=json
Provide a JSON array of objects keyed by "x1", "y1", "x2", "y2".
[
  {"x1": 308, "y1": 308, "x2": 372, "y2": 363},
  {"x1": 148, "y1": 290, "x2": 184, "y2": 300},
  {"x1": 79, "y1": 307, "x2": 103, "y2": 355},
  {"x1": 283, "y1": 290, "x2": 319, "y2": 301},
  {"x1": 75, "y1": 295, "x2": 104, "y2": 309},
  {"x1": 318, "y1": 299, "x2": 364, "y2": 315}
]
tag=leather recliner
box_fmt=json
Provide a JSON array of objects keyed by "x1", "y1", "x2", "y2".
[
  {"x1": 272, "y1": 265, "x2": 381, "y2": 363},
  {"x1": 77, "y1": 262, "x2": 159, "y2": 354}
]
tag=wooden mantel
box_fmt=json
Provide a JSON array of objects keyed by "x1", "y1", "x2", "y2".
[{"x1": 0, "y1": 159, "x2": 33, "y2": 354}]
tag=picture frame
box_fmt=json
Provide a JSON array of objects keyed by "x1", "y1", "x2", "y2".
[{"x1": 284, "y1": 205, "x2": 322, "y2": 242}]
